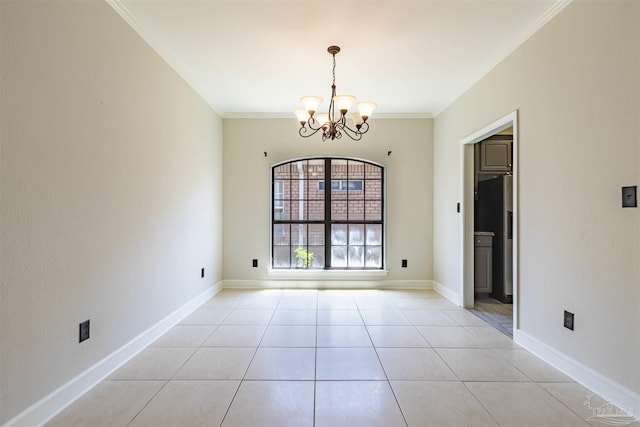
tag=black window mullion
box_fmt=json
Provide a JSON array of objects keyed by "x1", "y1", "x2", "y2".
[{"x1": 324, "y1": 159, "x2": 331, "y2": 269}]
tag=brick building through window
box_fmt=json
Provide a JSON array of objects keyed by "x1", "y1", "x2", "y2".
[{"x1": 272, "y1": 158, "x2": 384, "y2": 269}]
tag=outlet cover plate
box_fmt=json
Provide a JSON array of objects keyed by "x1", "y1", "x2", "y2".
[
  {"x1": 79, "y1": 320, "x2": 90, "y2": 343},
  {"x1": 564, "y1": 311, "x2": 574, "y2": 331},
  {"x1": 622, "y1": 186, "x2": 637, "y2": 207}
]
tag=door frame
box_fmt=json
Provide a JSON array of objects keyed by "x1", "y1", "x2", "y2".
[{"x1": 460, "y1": 110, "x2": 519, "y2": 331}]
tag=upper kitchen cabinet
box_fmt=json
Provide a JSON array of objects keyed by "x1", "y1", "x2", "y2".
[{"x1": 477, "y1": 136, "x2": 512, "y2": 173}]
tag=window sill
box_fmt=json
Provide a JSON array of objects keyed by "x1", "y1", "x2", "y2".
[{"x1": 266, "y1": 269, "x2": 389, "y2": 280}]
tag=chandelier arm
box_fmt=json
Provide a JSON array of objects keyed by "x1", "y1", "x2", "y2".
[
  {"x1": 335, "y1": 121, "x2": 366, "y2": 141},
  {"x1": 341, "y1": 120, "x2": 370, "y2": 135},
  {"x1": 299, "y1": 126, "x2": 324, "y2": 138}
]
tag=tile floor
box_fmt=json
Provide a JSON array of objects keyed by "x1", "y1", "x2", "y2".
[
  {"x1": 470, "y1": 295, "x2": 514, "y2": 338},
  {"x1": 46, "y1": 289, "x2": 625, "y2": 427}
]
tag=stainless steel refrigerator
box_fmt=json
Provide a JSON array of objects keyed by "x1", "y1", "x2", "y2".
[{"x1": 476, "y1": 174, "x2": 513, "y2": 303}]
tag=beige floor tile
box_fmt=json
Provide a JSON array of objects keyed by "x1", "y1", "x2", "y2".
[
  {"x1": 465, "y1": 326, "x2": 520, "y2": 348},
  {"x1": 377, "y1": 347, "x2": 457, "y2": 380},
  {"x1": 45, "y1": 380, "x2": 164, "y2": 427},
  {"x1": 317, "y1": 325, "x2": 372, "y2": 347},
  {"x1": 222, "y1": 381, "x2": 314, "y2": 427},
  {"x1": 174, "y1": 347, "x2": 255, "y2": 379},
  {"x1": 539, "y1": 382, "x2": 636, "y2": 426},
  {"x1": 395, "y1": 298, "x2": 453, "y2": 310},
  {"x1": 444, "y1": 309, "x2": 488, "y2": 326},
  {"x1": 316, "y1": 347, "x2": 386, "y2": 380},
  {"x1": 236, "y1": 296, "x2": 281, "y2": 309},
  {"x1": 466, "y1": 382, "x2": 591, "y2": 426},
  {"x1": 317, "y1": 291, "x2": 357, "y2": 309},
  {"x1": 270, "y1": 309, "x2": 317, "y2": 325},
  {"x1": 180, "y1": 307, "x2": 232, "y2": 325},
  {"x1": 315, "y1": 381, "x2": 406, "y2": 427},
  {"x1": 278, "y1": 296, "x2": 318, "y2": 309},
  {"x1": 417, "y1": 326, "x2": 485, "y2": 348},
  {"x1": 391, "y1": 381, "x2": 498, "y2": 426},
  {"x1": 402, "y1": 309, "x2": 460, "y2": 326},
  {"x1": 435, "y1": 348, "x2": 530, "y2": 381},
  {"x1": 354, "y1": 297, "x2": 396, "y2": 309},
  {"x1": 203, "y1": 325, "x2": 266, "y2": 347},
  {"x1": 496, "y1": 349, "x2": 574, "y2": 382},
  {"x1": 260, "y1": 325, "x2": 316, "y2": 347},
  {"x1": 244, "y1": 347, "x2": 315, "y2": 380},
  {"x1": 109, "y1": 348, "x2": 195, "y2": 380},
  {"x1": 222, "y1": 309, "x2": 274, "y2": 325},
  {"x1": 128, "y1": 380, "x2": 239, "y2": 427},
  {"x1": 149, "y1": 325, "x2": 216, "y2": 348},
  {"x1": 367, "y1": 325, "x2": 430, "y2": 347},
  {"x1": 359, "y1": 309, "x2": 411, "y2": 325},
  {"x1": 317, "y1": 309, "x2": 363, "y2": 325}
]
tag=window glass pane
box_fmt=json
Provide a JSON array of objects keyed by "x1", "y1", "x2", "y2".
[
  {"x1": 309, "y1": 180, "x2": 323, "y2": 199},
  {"x1": 348, "y1": 181, "x2": 364, "y2": 200},
  {"x1": 365, "y1": 163, "x2": 381, "y2": 179},
  {"x1": 348, "y1": 201, "x2": 365, "y2": 220},
  {"x1": 308, "y1": 245, "x2": 325, "y2": 268},
  {"x1": 365, "y1": 180, "x2": 381, "y2": 199},
  {"x1": 293, "y1": 246, "x2": 315, "y2": 268},
  {"x1": 308, "y1": 159, "x2": 324, "y2": 177},
  {"x1": 275, "y1": 201, "x2": 291, "y2": 220},
  {"x1": 365, "y1": 200, "x2": 382, "y2": 221},
  {"x1": 347, "y1": 160, "x2": 365, "y2": 179},
  {"x1": 331, "y1": 200, "x2": 348, "y2": 220},
  {"x1": 274, "y1": 164, "x2": 291, "y2": 179},
  {"x1": 308, "y1": 199, "x2": 324, "y2": 221},
  {"x1": 273, "y1": 224, "x2": 289, "y2": 245},
  {"x1": 365, "y1": 246, "x2": 382, "y2": 268},
  {"x1": 291, "y1": 224, "x2": 308, "y2": 246},
  {"x1": 366, "y1": 224, "x2": 382, "y2": 245},
  {"x1": 349, "y1": 225, "x2": 364, "y2": 245},
  {"x1": 309, "y1": 224, "x2": 325, "y2": 246},
  {"x1": 331, "y1": 246, "x2": 347, "y2": 267},
  {"x1": 349, "y1": 246, "x2": 365, "y2": 267},
  {"x1": 331, "y1": 224, "x2": 348, "y2": 245},
  {"x1": 331, "y1": 159, "x2": 348, "y2": 179},
  {"x1": 273, "y1": 246, "x2": 291, "y2": 268}
]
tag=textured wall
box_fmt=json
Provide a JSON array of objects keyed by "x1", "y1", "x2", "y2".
[
  {"x1": 222, "y1": 118, "x2": 433, "y2": 284},
  {"x1": 433, "y1": 0, "x2": 639, "y2": 399},
  {"x1": 0, "y1": 1, "x2": 223, "y2": 423}
]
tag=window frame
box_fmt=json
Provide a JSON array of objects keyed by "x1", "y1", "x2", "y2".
[{"x1": 271, "y1": 157, "x2": 385, "y2": 270}]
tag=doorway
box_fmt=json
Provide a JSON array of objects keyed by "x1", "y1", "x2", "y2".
[{"x1": 461, "y1": 111, "x2": 518, "y2": 336}]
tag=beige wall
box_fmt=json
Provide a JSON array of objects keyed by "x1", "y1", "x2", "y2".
[
  {"x1": 223, "y1": 118, "x2": 433, "y2": 285},
  {"x1": 434, "y1": 0, "x2": 639, "y2": 402},
  {"x1": 0, "y1": 1, "x2": 223, "y2": 423}
]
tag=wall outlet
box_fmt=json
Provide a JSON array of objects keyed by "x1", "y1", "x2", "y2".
[
  {"x1": 201, "y1": 268, "x2": 205, "y2": 278},
  {"x1": 252, "y1": 259, "x2": 258, "y2": 268},
  {"x1": 622, "y1": 186, "x2": 637, "y2": 207},
  {"x1": 564, "y1": 311, "x2": 574, "y2": 331},
  {"x1": 402, "y1": 259, "x2": 408, "y2": 268},
  {"x1": 79, "y1": 320, "x2": 90, "y2": 343}
]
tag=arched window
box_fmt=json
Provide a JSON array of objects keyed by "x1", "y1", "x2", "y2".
[{"x1": 272, "y1": 158, "x2": 384, "y2": 269}]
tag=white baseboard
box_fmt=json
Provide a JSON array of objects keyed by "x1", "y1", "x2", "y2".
[
  {"x1": 222, "y1": 279, "x2": 434, "y2": 290},
  {"x1": 432, "y1": 281, "x2": 462, "y2": 306},
  {"x1": 514, "y1": 329, "x2": 640, "y2": 420},
  {"x1": 4, "y1": 282, "x2": 223, "y2": 427}
]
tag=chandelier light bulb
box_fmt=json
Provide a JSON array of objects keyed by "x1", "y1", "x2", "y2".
[
  {"x1": 351, "y1": 112, "x2": 364, "y2": 127},
  {"x1": 356, "y1": 102, "x2": 377, "y2": 121},
  {"x1": 294, "y1": 109, "x2": 309, "y2": 125},
  {"x1": 301, "y1": 96, "x2": 322, "y2": 116},
  {"x1": 333, "y1": 95, "x2": 355, "y2": 115}
]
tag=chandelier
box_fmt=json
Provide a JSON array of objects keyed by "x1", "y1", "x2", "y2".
[{"x1": 295, "y1": 46, "x2": 376, "y2": 141}]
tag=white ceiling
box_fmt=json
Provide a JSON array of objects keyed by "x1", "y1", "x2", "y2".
[{"x1": 108, "y1": 0, "x2": 569, "y2": 118}]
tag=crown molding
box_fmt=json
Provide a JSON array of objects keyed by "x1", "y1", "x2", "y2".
[{"x1": 223, "y1": 112, "x2": 433, "y2": 120}]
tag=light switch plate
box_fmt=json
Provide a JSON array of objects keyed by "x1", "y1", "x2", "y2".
[{"x1": 622, "y1": 186, "x2": 637, "y2": 208}]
